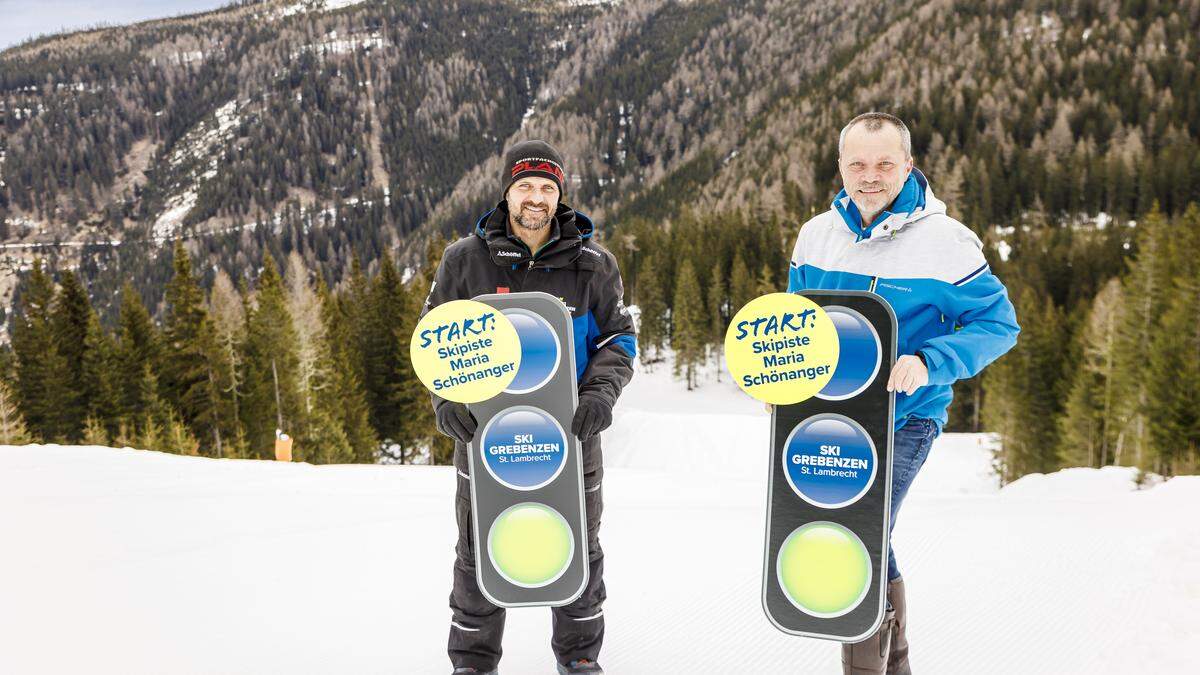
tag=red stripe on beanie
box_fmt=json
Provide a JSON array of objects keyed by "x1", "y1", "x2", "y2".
[{"x1": 510, "y1": 159, "x2": 564, "y2": 182}]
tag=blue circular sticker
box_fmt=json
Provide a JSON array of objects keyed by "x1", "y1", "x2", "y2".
[
  {"x1": 503, "y1": 309, "x2": 561, "y2": 394},
  {"x1": 480, "y1": 406, "x2": 568, "y2": 491},
  {"x1": 816, "y1": 306, "x2": 881, "y2": 401},
  {"x1": 783, "y1": 414, "x2": 877, "y2": 508}
]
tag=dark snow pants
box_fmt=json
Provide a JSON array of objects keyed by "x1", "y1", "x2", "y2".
[{"x1": 448, "y1": 437, "x2": 606, "y2": 671}]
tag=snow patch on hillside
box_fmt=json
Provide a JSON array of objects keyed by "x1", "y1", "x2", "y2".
[
  {"x1": 563, "y1": 0, "x2": 626, "y2": 6},
  {"x1": 150, "y1": 50, "x2": 207, "y2": 66},
  {"x1": 152, "y1": 100, "x2": 239, "y2": 240},
  {"x1": 292, "y1": 29, "x2": 384, "y2": 58},
  {"x1": 152, "y1": 192, "x2": 199, "y2": 240},
  {"x1": 274, "y1": 0, "x2": 370, "y2": 19}
]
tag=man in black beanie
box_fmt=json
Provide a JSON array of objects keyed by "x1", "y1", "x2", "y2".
[{"x1": 423, "y1": 139, "x2": 636, "y2": 675}]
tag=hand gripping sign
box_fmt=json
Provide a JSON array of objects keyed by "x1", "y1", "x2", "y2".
[
  {"x1": 412, "y1": 292, "x2": 588, "y2": 607},
  {"x1": 725, "y1": 291, "x2": 897, "y2": 641}
]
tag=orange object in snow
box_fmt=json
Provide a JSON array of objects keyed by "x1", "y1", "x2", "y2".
[{"x1": 274, "y1": 429, "x2": 293, "y2": 462}]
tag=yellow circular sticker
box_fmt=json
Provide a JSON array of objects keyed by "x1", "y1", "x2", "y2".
[
  {"x1": 411, "y1": 300, "x2": 521, "y2": 403},
  {"x1": 724, "y1": 293, "x2": 839, "y2": 404}
]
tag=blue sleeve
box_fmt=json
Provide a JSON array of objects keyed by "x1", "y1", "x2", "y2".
[
  {"x1": 787, "y1": 261, "x2": 806, "y2": 293},
  {"x1": 578, "y1": 253, "x2": 636, "y2": 406},
  {"x1": 917, "y1": 268, "x2": 1020, "y2": 386},
  {"x1": 788, "y1": 226, "x2": 807, "y2": 293}
]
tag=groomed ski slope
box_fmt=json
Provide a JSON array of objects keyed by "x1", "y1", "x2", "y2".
[{"x1": 1, "y1": 361, "x2": 1197, "y2": 674}]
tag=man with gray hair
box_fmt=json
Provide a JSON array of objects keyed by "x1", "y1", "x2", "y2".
[{"x1": 788, "y1": 112, "x2": 1020, "y2": 674}]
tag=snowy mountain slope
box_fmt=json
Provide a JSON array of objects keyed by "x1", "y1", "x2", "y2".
[{"x1": 1, "y1": 362, "x2": 1197, "y2": 674}]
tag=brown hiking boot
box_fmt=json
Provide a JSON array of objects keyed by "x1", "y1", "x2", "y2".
[
  {"x1": 841, "y1": 605, "x2": 895, "y2": 674},
  {"x1": 888, "y1": 577, "x2": 911, "y2": 674}
]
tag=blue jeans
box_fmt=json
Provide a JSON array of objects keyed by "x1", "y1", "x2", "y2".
[{"x1": 888, "y1": 418, "x2": 939, "y2": 581}]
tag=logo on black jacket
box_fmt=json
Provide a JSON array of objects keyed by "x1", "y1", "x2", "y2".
[{"x1": 496, "y1": 250, "x2": 522, "y2": 258}]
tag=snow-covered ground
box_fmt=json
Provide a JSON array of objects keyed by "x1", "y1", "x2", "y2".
[{"x1": 1, "y1": 361, "x2": 1197, "y2": 674}]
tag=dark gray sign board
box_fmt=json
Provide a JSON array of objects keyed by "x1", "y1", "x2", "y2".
[
  {"x1": 467, "y1": 291, "x2": 588, "y2": 607},
  {"x1": 763, "y1": 290, "x2": 898, "y2": 641}
]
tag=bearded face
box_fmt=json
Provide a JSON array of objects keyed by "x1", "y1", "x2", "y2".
[
  {"x1": 506, "y1": 177, "x2": 559, "y2": 232},
  {"x1": 845, "y1": 170, "x2": 904, "y2": 218},
  {"x1": 838, "y1": 123, "x2": 913, "y2": 224}
]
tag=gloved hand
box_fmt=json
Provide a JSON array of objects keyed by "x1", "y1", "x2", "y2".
[
  {"x1": 571, "y1": 395, "x2": 613, "y2": 441},
  {"x1": 435, "y1": 401, "x2": 477, "y2": 444}
]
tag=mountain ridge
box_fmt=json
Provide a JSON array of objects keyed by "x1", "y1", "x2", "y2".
[{"x1": 0, "y1": 0, "x2": 1197, "y2": 325}]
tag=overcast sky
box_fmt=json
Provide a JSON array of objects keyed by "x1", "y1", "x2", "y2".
[{"x1": 0, "y1": 0, "x2": 236, "y2": 51}]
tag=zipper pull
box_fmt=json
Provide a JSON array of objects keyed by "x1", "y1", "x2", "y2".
[{"x1": 528, "y1": 260, "x2": 535, "y2": 269}]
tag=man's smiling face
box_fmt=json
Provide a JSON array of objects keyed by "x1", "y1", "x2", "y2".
[
  {"x1": 838, "y1": 122, "x2": 913, "y2": 224},
  {"x1": 506, "y1": 176, "x2": 559, "y2": 231}
]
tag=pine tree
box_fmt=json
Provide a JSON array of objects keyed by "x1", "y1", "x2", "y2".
[
  {"x1": 80, "y1": 310, "x2": 120, "y2": 433},
  {"x1": 984, "y1": 287, "x2": 1067, "y2": 483},
  {"x1": 51, "y1": 270, "x2": 92, "y2": 441},
  {"x1": 131, "y1": 361, "x2": 172, "y2": 447},
  {"x1": 116, "y1": 282, "x2": 161, "y2": 420},
  {"x1": 11, "y1": 259, "x2": 70, "y2": 442},
  {"x1": 208, "y1": 270, "x2": 246, "y2": 456},
  {"x1": 161, "y1": 240, "x2": 220, "y2": 454},
  {"x1": 342, "y1": 254, "x2": 371, "y2": 384},
  {"x1": 363, "y1": 252, "x2": 414, "y2": 453},
  {"x1": 390, "y1": 263, "x2": 429, "y2": 464},
  {"x1": 1143, "y1": 205, "x2": 1200, "y2": 474},
  {"x1": 729, "y1": 251, "x2": 756, "y2": 317},
  {"x1": 83, "y1": 416, "x2": 109, "y2": 447},
  {"x1": 754, "y1": 261, "x2": 776, "y2": 297},
  {"x1": 635, "y1": 252, "x2": 667, "y2": 364},
  {"x1": 243, "y1": 254, "x2": 302, "y2": 459},
  {"x1": 1058, "y1": 278, "x2": 1123, "y2": 468},
  {"x1": 285, "y1": 252, "x2": 328, "y2": 420},
  {"x1": 286, "y1": 253, "x2": 354, "y2": 464},
  {"x1": 51, "y1": 271, "x2": 91, "y2": 380},
  {"x1": 706, "y1": 260, "x2": 726, "y2": 380},
  {"x1": 319, "y1": 283, "x2": 377, "y2": 463},
  {"x1": 0, "y1": 380, "x2": 33, "y2": 445},
  {"x1": 113, "y1": 420, "x2": 135, "y2": 449},
  {"x1": 946, "y1": 377, "x2": 984, "y2": 432},
  {"x1": 139, "y1": 412, "x2": 165, "y2": 453},
  {"x1": 671, "y1": 259, "x2": 705, "y2": 390},
  {"x1": 165, "y1": 411, "x2": 201, "y2": 456},
  {"x1": 1110, "y1": 206, "x2": 1175, "y2": 469}
]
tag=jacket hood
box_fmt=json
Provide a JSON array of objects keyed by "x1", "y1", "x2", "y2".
[{"x1": 474, "y1": 201, "x2": 595, "y2": 269}]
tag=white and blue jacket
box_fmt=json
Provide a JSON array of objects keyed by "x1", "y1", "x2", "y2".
[{"x1": 788, "y1": 169, "x2": 1019, "y2": 431}]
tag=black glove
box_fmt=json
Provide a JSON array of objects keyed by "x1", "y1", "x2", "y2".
[
  {"x1": 435, "y1": 401, "x2": 477, "y2": 444},
  {"x1": 571, "y1": 395, "x2": 613, "y2": 441}
]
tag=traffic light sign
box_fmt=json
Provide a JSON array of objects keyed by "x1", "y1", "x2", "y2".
[{"x1": 763, "y1": 290, "x2": 898, "y2": 640}]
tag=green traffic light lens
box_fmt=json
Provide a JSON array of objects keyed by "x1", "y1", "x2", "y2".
[
  {"x1": 487, "y1": 503, "x2": 574, "y2": 588},
  {"x1": 776, "y1": 521, "x2": 871, "y2": 617}
]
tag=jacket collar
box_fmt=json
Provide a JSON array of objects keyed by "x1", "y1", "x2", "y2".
[
  {"x1": 474, "y1": 201, "x2": 595, "y2": 269},
  {"x1": 833, "y1": 168, "x2": 940, "y2": 241}
]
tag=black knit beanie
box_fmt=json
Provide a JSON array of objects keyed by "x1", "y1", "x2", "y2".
[{"x1": 501, "y1": 140, "x2": 565, "y2": 199}]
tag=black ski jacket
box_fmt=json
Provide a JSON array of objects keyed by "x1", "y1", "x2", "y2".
[{"x1": 422, "y1": 201, "x2": 637, "y2": 474}]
